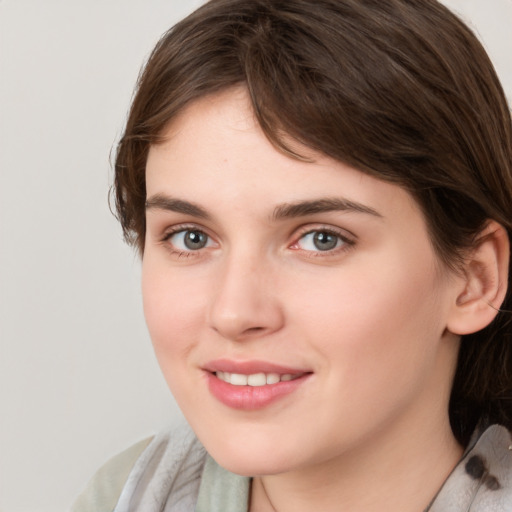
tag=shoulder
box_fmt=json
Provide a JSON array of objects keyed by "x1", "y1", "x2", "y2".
[{"x1": 71, "y1": 437, "x2": 153, "y2": 512}]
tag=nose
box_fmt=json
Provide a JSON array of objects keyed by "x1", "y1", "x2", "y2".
[{"x1": 208, "y1": 252, "x2": 285, "y2": 341}]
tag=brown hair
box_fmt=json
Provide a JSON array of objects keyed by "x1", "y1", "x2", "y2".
[{"x1": 114, "y1": 0, "x2": 512, "y2": 445}]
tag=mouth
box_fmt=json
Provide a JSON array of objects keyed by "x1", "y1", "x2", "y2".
[
  {"x1": 203, "y1": 360, "x2": 312, "y2": 410},
  {"x1": 215, "y1": 371, "x2": 305, "y2": 386}
]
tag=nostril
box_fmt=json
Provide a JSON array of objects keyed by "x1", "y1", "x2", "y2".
[{"x1": 245, "y1": 326, "x2": 265, "y2": 333}]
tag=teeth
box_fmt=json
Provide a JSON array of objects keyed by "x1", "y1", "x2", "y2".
[
  {"x1": 230, "y1": 373, "x2": 248, "y2": 386},
  {"x1": 266, "y1": 373, "x2": 280, "y2": 385},
  {"x1": 247, "y1": 373, "x2": 266, "y2": 386},
  {"x1": 216, "y1": 371, "x2": 301, "y2": 386},
  {"x1": 217, "y1": 371, "x2": 228, "y2": 383}
]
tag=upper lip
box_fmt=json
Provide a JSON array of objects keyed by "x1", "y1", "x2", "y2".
[{"x1": 203, "y1": 358, "x2": 310, "y2": 375}]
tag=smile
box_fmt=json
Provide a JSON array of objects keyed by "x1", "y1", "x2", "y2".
[
  {"x1": 215, "y1": 371, "x2": 303, "y2": 386},
  {"x1": 204, "y1": 361, "x2": 312, "y2": 410}
]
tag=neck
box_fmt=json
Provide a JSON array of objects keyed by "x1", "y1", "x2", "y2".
[{"x1": 250, "y1": 411, "x2": 463, "y2": 512}]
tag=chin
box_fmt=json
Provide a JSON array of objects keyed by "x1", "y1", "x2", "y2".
[
  {"x1": 199, "y1": 432, "x2": 297, "y2": 477},
  {"x1": 213, "y1": 453, "x2": 292, "y2": 477}
]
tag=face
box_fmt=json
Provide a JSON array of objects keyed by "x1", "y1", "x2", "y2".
[{"x1": 142, "y1": 88, "x2": 461, "y2": 477}]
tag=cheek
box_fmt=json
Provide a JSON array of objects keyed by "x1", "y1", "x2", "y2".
[
  {"x1": 295, "y1": 253, "x2": 446, "y2": 383},
  {"x1": 286, "y1": 261, "x2": 450, "y2": 442},
  {"x1": 141, "y1": 257, "x2": 207, "y2": 362},
  {"x1": 141, "y1": 265, "x2": 210, "y2": 412}
]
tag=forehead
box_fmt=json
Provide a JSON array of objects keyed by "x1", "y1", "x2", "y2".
[{"x1": 145, "y1": 88, "x2": 421, "y2": 224}]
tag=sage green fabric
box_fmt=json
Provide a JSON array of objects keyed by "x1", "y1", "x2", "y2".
[
  {"x1": 70, "y1": 437, "x2": 153, "y2": 512},
  {"x1": 195, "y1": 455, "x2": 250, "y2": 512}
]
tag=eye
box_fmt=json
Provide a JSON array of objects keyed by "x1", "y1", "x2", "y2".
[
  {"x1": 166, "y1": 229, "x2": 213, "y2": 251},
  {"x1": 295, "y1": 229, "x2": 350, "y2": 252}
]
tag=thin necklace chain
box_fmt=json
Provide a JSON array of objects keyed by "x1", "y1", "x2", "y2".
[{"x1": 259, "y1": 478, "x2": 278, "y2": 512}]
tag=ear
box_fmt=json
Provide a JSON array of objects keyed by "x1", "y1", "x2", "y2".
[{"x1": 447, "y1": 221, "x2": 509, "y2": 335}]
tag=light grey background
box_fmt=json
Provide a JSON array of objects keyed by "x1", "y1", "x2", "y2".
[{"x1": 0, "y1": 1, "x2": 510, "y2": 511}]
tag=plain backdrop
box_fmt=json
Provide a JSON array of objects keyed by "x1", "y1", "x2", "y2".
[{"x1": 0, "y1": 1, "x2": 510, "y2": 511}]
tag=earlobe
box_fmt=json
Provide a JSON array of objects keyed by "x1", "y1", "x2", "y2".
[{"x1": 447, "y1": 221, "x2": 510, "y2": 336}]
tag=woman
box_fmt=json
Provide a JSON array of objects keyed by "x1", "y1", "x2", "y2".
[{"x1": 73, "y1": 0, "x2": 512, "y2": 510}]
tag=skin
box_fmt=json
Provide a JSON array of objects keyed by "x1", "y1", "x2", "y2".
[{"x1": 142, "y1": 87, "x2": 467, "y2": 511}]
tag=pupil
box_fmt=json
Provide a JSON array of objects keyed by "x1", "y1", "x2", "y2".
[
  {"x1": 313, "y1": 232, "x2": 338, "y2": 251},
  {"x1": 185, "y1": 231, "x2": 207, "y2": 250}
]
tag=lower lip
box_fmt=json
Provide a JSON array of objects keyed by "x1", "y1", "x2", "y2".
[{"x1": 206, "y1": 372, "x2": 311, "y2": 410}]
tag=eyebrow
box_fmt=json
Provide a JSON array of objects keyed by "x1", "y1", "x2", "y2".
[
  {"x1": 272, "y1": 198, "x2": 382, "y2": 220},
  {"x1": 145, "y1": 194, "x2": 210, "y2": 219},
  {"x1": 145, "y1": 194, "x2": 382, "y2": 221}
]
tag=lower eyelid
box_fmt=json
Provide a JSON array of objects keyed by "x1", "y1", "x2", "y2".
[
  {"x1": 297, "y1": 240, "x2": 355, "y2": 260},
  {"x1": 169, "y1": 249, "x2": 197, "y2": 259}
]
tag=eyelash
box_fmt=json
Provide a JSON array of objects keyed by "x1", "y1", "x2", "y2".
[
  {"x1": 159, "y1": 224, "x2": 356, "y2": 259},
  {"x1": 290, "y1": 226, "x2": 356, "y2": 257},
  {"x1": 160, "y1": 224, "x2": 215, "y2": 258}
]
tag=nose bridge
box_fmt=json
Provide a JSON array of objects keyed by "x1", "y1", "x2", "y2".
[{"x1": 208, "y1": 244, "x2": 283, "y2": 340}]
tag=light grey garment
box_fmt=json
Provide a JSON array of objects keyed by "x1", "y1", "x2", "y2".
[
  {"x1": 113, "y1": 424, "x2": 206, "y2": 512},
  {"x1": 113, "y1": 422, "x2": 249, "y2": 512},
  {"x1": 114, "y1": 423, "x2": 511, "y2": 512},
  {"x1": 428, "y1": 424, "x2": 512, "y2": 512}
]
